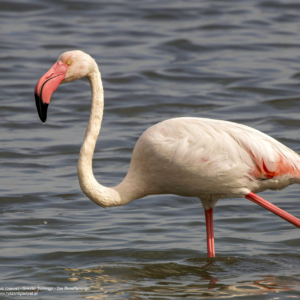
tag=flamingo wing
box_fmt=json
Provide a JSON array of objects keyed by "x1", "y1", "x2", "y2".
[{"x1": 130, "y1": 118, "x2": 300, "y2": 199}]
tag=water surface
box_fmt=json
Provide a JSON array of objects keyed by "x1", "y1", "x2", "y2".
[{"x1": 0, "y1": 0, "x2": 300, "y2": 299}]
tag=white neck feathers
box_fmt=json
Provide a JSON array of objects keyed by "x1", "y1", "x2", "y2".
[{"x1": 77, "y1": 65, "x2": 123, "y2": 208}]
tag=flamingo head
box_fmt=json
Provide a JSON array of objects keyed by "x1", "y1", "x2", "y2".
[{"x1": 34, "y1": 50, "x2": 95, "y2": 122}]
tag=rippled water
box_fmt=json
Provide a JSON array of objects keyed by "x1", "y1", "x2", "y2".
[{"x1": 1, "y1": 0, "x2": 300, "y2": 299}]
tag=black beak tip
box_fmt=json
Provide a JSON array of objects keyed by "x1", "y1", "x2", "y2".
[{"x1": 35, "y1": 93, "x2": 48, "y2": 123}]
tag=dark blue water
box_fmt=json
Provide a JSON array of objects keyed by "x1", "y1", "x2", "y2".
[{"x1": 0, "y1": 0, "x2": 300, "y2": 299}]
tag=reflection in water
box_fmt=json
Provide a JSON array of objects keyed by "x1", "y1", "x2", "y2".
[{"x1": 65, "y1": 262, "x2": 295, "y2": 299}]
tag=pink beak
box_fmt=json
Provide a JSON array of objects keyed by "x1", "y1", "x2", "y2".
[{"x1": 34, "y1": 61, "x2": 68, "y2": 122}]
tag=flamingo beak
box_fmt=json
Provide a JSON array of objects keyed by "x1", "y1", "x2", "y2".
[{"x1": 34, "y1": 61, "x2": 68, "y2": 123}]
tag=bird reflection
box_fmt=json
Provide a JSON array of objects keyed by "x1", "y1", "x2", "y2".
[{"x1": 64, "y1": 264, "x2": 292, "y2": 299}]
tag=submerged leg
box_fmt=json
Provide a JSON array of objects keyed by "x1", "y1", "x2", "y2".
[
  {"x1": 245, "y1": 192, "x2": 300, "y2": 228},
  {"x1": 205, "y1": 208, "x2": 215, "y2": 258}
]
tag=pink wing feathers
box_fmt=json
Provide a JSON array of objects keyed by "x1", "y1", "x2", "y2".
[{"x1": 230, "y1": 124, "x2": 300, "y2": 180}]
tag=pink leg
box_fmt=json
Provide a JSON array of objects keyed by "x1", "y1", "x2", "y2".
[
  {"x1": 205, "y1": 208, "x2": 215, "y2": 258},
  {"x1": 245, "y1": 192, "x2": 300, "y2": 228}
]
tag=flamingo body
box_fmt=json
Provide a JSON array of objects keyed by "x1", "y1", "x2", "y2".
[
  {"x1": 34, "y1": 50, "x2": 300, "y2": 258},
  {"x1": 124, "y1": 117, "x2": 300, "y2": 209}
]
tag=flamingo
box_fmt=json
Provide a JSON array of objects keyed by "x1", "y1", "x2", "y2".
[{"x1": 34, "y1": 50, "x2": 300, "y2": 257}]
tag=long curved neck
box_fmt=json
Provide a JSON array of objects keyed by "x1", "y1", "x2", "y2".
[{"x1": 77, "y1": 65, "x2": 123, "y2": 208}]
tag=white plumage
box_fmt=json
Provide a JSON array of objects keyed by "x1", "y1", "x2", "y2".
[
  {"x1": 34, "y1": 50, "x2": 300, "y2": 258},
  {"x1": 124, "y1": 117, "x2": 300, "y2": 208}
]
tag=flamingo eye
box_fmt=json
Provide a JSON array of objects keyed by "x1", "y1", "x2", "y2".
[{"x1": 66, "y1": 60, "x2": 72, "y2": 66}]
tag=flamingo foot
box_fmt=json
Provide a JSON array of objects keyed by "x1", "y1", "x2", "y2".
[
  {"x1": 205, "y1": 208, "x2": 215, "y2": 258},
  {"x1": 245, "y1": 192, "x2": 300, "y2": 228}
]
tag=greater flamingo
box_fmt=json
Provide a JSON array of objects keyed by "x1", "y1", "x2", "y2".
[{"x1": 34, "y1": 50, "x2": 300, "y2": 257}]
